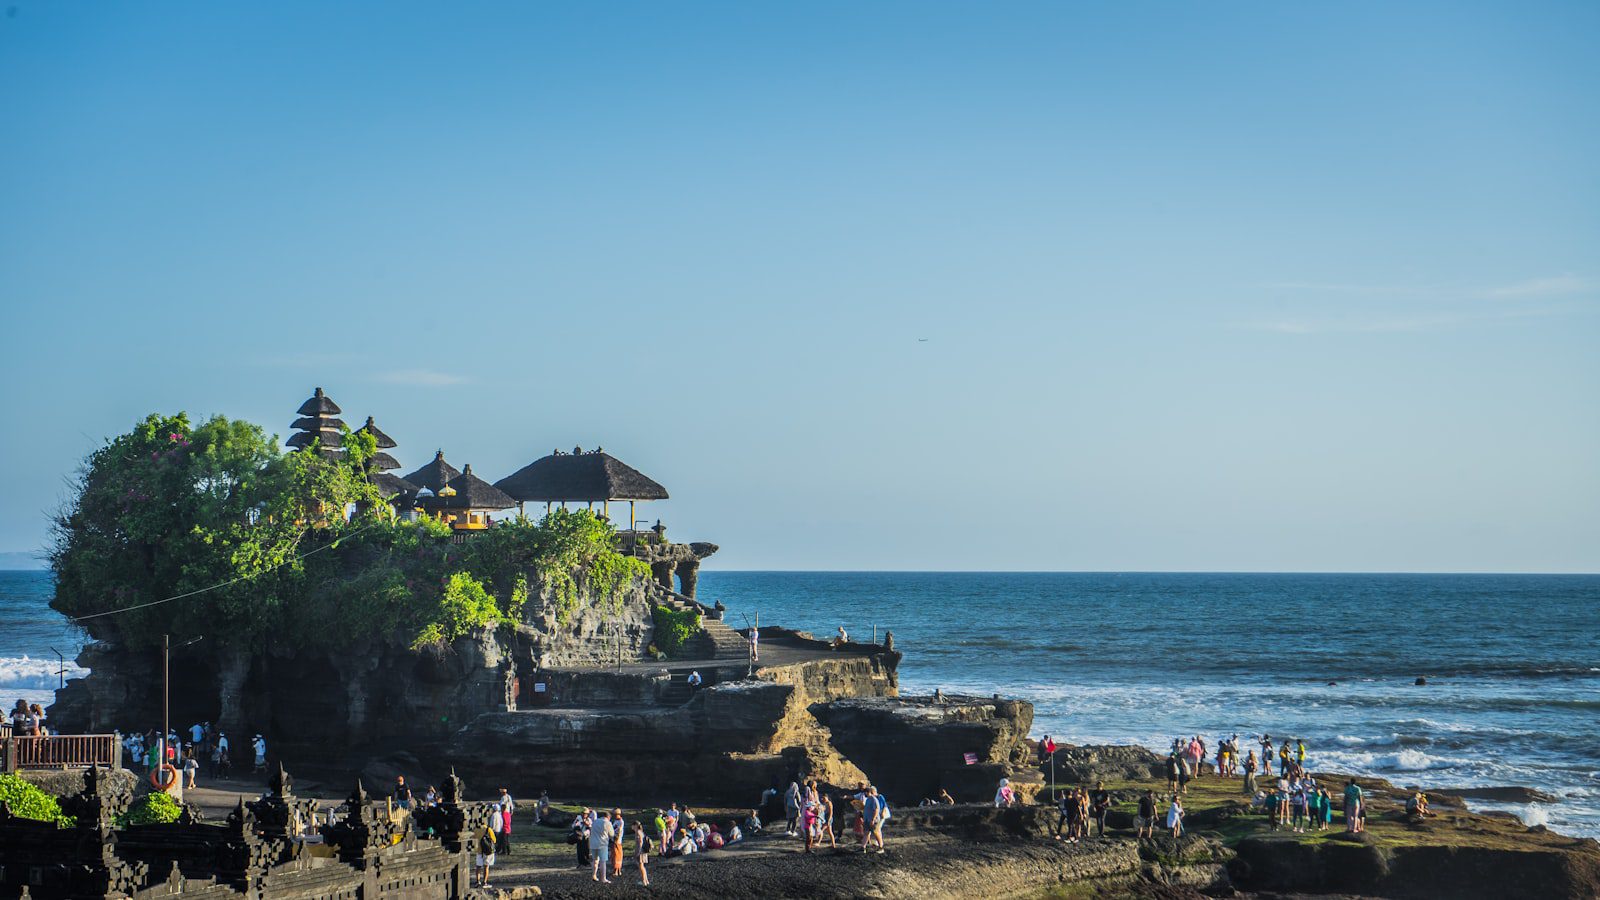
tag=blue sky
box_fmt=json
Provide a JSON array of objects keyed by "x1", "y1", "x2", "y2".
[{"x1": 2, "y1": 2, "x2": 1596, "y2": 571}]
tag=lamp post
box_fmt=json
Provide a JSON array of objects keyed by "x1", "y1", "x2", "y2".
[{"x1": 162, "y1": 634, "x2": 204, "y2": 799}]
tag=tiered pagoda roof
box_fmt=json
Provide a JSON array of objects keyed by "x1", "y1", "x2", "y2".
[
  {"x1": 356, "y1": 416, "x2": 402, "y2": 472},
  {"x1": 287, "y1": 387, "x2": 344, "y2": 457}
]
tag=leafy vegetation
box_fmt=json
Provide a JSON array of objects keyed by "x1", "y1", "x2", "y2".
[
  {"x1": 650, "y1": 605, "x2": 701, "y2": 657},
  {"x1": 120, "y1": 791, "x2": 181, "y2": 825},
  {"x1": 0, "y1": 774, "x2": 66, "y2": 825},
  {"x1": 51, "y1": 412, "x2": 652, "y2": 653}
]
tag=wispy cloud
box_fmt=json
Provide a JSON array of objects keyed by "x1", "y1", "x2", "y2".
[
  {"x1": 1479, "y1": 274, "x2": 1593, "y2": 299},
  {"x1": 371, "y1": 368, "x2": 471, "y2": 387}
]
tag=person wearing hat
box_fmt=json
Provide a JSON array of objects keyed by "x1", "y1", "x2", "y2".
[{"x1": 252, "y1": 734, "x2": 267, "y2": 773}]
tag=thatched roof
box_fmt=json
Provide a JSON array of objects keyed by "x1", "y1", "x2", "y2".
[
  {"x1": 402, "y1": 451, "x2": 461, "y2": 493},
  {"x1": 494, "y1": 450, "x2": 668, "y2": 502},
  {"x1": 296, "y1": 387, "x2": 342, "y2": 416},
  {"x1": 369, "y1": 471, "x2": 419, "y2": 500},
  {"x1": 421, "y1": 464, "x2": 516, "y2": 511},
  {"x1": 287, "y1": 430, "x2": 343, "y2": 450},
  {"x1": 291, "y1": 416, "x2": 346, "y2": 432},
  {"x1": 356, "y1": 416, "x2": 398, "y2": 449},
  {"x1": 368, "y1": 451, "x2": 401, "y2": 472}
]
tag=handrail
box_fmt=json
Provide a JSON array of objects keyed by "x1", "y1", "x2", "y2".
[
  {"x1": 644, "y1": 581, "x2": 715, "y2": 617},
  {"x1": 2, "y1": 733, "x2": 120, "y2": 771}
]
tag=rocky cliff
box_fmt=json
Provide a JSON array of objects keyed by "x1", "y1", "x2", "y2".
[{"x1": 49, "y1": 572, "x2": 655, "y2": 752}]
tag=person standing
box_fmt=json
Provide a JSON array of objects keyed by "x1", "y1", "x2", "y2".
[
  {"x1": 1054, "y1": 788, "x2": 1072, "y2": 840},
  {"x1": 1090, "y1": 782, "x2": 1111, "y2": 837},
  {"x1": 1167, "y1": 794, "x2": 1185, "y2": 838},
  {"x1": 1243, "y1": 750, "x2": 1258, "y2": 795},
  {"x1": 571, "y1": 812, "x2": 591, "y2": 868},
  {"x1": 182, "y1": 745, "x2": 200, "y2": 789},
  {"x1": 860, "y1": 786, "x2": 886, "y2": 853},
  {"x1": 474, "y1": 827, "x2": 496, "y2": 888},
  {"x1": 632, "y1": 820, "x2": 651, "y2": 886},
  {"x1": 609, "y1": 809, "x2": 625, "y2": 878},
  {"x1": 1136, "y1": 790, "x2": 1157, "y2": 839},
  {"x1": 1343, "y1": 779, "x2": 1364, "y2": 833},
  {"x1": 784, "y1": 779, "x2": 802, "y2": 836},
  {"x1": 251, "y1": 734, "x2": 267, "y2": 773},
  {"x1": 496, "y1": 788, "x2": 514, "y2": 854},
  {"x1": 589, "y1": 809, "x2": 613, "y2": 882},
  {"x1": 749, "y1": 629, "x2": 760, "y2": 662}
]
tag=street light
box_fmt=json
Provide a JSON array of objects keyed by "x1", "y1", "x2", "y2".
[{"x1": 161, "y1": 634, "x2": 204, "y2": 798}]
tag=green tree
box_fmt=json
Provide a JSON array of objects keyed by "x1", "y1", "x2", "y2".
[{"x1": 50, "y1": 413, "x2": 380, "y2": 648}]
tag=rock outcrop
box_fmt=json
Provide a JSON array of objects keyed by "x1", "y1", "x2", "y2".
[{"x1": 810, "y1": 694, "x2": 1034, "y2": 803}]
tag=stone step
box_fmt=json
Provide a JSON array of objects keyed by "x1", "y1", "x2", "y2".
[{"x1": 691, "y1": 620, "x2": 751, "y2": 660}]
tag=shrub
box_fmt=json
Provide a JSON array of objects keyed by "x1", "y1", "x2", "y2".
[
  {"x1": 122, "y1": 791, "x2": 182, "y2": 825},
  {"x1": 0, "y1": 774, "x2": 65, "y2": 824},
  {"x1": 411, "y1": 572, "x2": 504, "y2": 649},
  {"x1": 651, "y1": 605, "x2": 700, "y2": 657}
]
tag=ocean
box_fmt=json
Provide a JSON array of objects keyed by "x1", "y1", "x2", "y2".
[{"x1": 5, "y1": 569, "x2": 1597, "y2": 837}]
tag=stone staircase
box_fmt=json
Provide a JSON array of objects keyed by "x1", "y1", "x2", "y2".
[
  {"x1": 650, "y1": 586, "x2": 750, "y2": 662},
  {"x1": 690, "y1": 618, "x2": 751, "y2": 660}
]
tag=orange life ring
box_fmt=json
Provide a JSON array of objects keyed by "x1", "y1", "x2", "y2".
[{"x1": 151, "y1": 763, "x2": 179, "y2": 791}]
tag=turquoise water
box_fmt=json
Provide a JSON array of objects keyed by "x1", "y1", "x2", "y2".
[{"x1": 6, "y1": 569, "x2": 1598, "y2": 836}]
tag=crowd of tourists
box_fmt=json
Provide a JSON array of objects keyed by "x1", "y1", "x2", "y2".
[
  {"x1": 118, "y1": 722, "x2": 270, "y2": 788},
  {"x1": 550, "y1": 778, "x2": 891, "y2": 888},
  {"x1": 1009, "y1": 732, "x2": 1375, "y2": 840}
]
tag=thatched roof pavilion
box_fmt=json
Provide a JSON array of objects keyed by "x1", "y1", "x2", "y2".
[
  {"x1": 419, "y1": 464, "x2": 515, "y2": 530},
  {"x1": 495, "y1": 448, "x2": 668, "y2": 528},
  {"x1": 355, "y1": 416, "x2": 402, "y2": 473},
  {"x1": 402, "y1": 451, "x2": 462, "y2": 493}
]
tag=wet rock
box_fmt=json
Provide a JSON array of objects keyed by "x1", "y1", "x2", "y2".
[{"x1": 1432, "y1": 786, "x2": 1561, "y2": 804}]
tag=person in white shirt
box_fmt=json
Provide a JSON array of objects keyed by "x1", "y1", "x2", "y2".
[
  {"x1": 496, "y1": 788, "x2": 514, "y2": 852},
  {"x1": 252, "y1": 735, "x2": 267, "y2": 772},
  {"x1": 588, "y1": 810, "x2": 615, "y2": 883}
]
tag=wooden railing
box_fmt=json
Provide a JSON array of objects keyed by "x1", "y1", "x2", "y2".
[{"x1": 1, "y1": 734, "x2": 120, "y2": 772}]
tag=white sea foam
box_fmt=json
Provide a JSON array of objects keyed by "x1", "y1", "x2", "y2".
[{"x1": 0, "y1": 655, "x2": 87, "y2": 690}]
